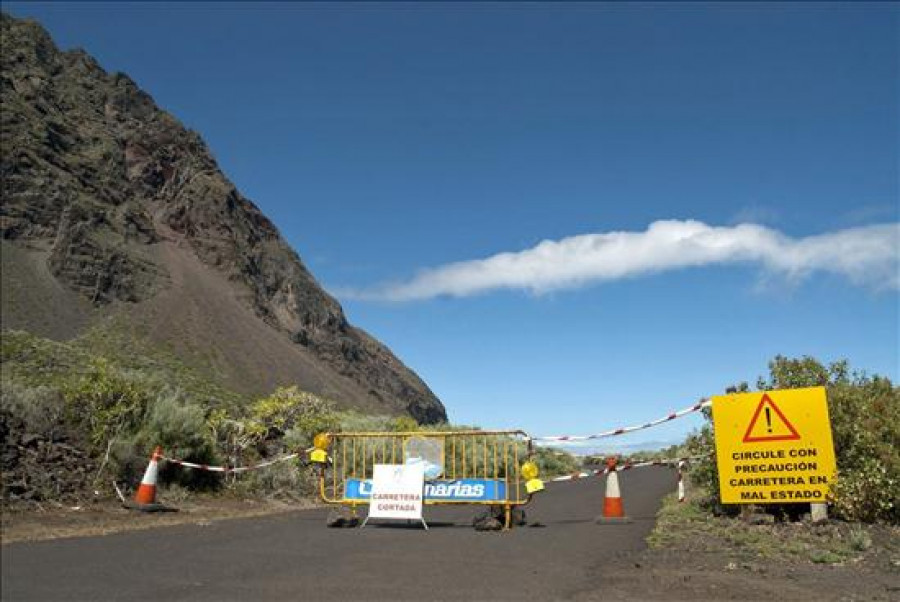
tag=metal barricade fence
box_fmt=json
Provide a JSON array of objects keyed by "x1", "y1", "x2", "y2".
[{"x1": 316, "y1": 430, "x2": 534, "y2": 526}]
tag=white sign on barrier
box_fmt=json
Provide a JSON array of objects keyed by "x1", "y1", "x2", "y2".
[{"x1": 363, "y1": 463, "x2": 427, "y2": 529}]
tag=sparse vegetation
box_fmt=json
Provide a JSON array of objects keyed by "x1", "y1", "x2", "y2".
[
  {"x1": 1, "y1": 382, "x2": 67, "y2": 441},
  {"x1": 583, "y1": 443, "x2": 691, "y2": 469},
  {"x1": 2, "y1": 329, "x2": 409, "y2": 503},
  {"x1": 849, "y1": 525, "x2": 873, "y2": 552},
  {"x1": 2, "y1": 329, "x2": 237, "y2": 497},
  {"x1": 649, "y1": 481, "x2": 899, "y2": 567},
  {"x1": 531, "y1": 445, "x2": 580, "y2": 478},
  {"x1": 2, "y1": 328, "x2": 578, "y2": 505},
  {"x1": 639, "y1": 355, "x2": 900, "y2": 593}
]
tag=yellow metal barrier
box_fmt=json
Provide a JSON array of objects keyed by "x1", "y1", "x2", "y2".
[{"x1": 315, "y1": 430, "x2": 535, "y2": 528}]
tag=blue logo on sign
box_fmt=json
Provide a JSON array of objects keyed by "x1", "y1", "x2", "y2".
[{"x1": 345, "y1": 479, "x2": 506, "y2": 502}]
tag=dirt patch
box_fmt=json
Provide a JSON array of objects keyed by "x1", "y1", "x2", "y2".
[
  {"x1": 576, "y1": 488, "x2": 900, "y2": 601},
  {"x1": 1, "y1": 494, "x2": 321, "y2": 544},
  {"x1": 591, "y1": 528, "x2": 900, "y2": 601}
]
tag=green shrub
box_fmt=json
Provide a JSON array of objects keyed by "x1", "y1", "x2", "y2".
[
  {"x1": 683, "y1": 421, "x2": 739, "y2": 516},
  {"x1": 335, "y1": 410, "x2": 395, "y2": 433},
  {"x1": 0, "y1": 381, "x2": 67, "y2": 440},
  {"x1": 62, "y1": 359, "x2": 155, "y2": 449},
  {"x1": 2, "y1": 330, "x2": 358, "y2": 497},
  {"x1": 848, "y1": 525, "x2": 873, "y2": 551},
  {"x1": 234, "y1": 460, "x2": 315, "y2": 500},
  {"x1": 825, "y1": 376, "x2": 899, "y2": 523},
  {"x1": 104, "y1": 389, "x2": 218, "y2": 488},
  {"x1": 532, "y1": 446, "x2": 580, "y2": 478},
  {"x1": 135, "y1": 389, "x2": 215, "y2": 460},
  {"x1": 0, "y1": 330, "x2": 88, "y2": 388},
  {"x1": 247, "y1": 386, "x2": 339, "y2": 450},
  {"x1": 390, "y1": 415, "x2": 420, "y2": 432},
  {"x1": 829, "y1": 458, "x2": 898, "y2": 523},
  {"x1": 809, "y1": 549, "x2": 843, "y2": 564}
]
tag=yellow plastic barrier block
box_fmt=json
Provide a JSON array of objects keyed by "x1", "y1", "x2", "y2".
[{"x1": 526, "y1": 478, "x2": 545, "y2": 494}]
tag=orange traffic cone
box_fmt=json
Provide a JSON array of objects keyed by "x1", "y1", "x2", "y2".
[
  {"x1": 134, "y1": 446, "x2": 162, "y2": 505},
  {"x1": 597, "y1": 457, "x2": 631, "y2": 523}
]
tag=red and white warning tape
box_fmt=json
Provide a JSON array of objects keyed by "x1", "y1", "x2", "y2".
[
  {"x1": 532, "y1": 399, "x2": 710, "y2": 442},
  {"x1": 616, "y1": 459, "x2": 677, "y2": 471},
  {"x1": 549, "y1": 455, "x2": 704, "y2": 483},
  {"x1": 614, "y1": 455, "x2": 705, "y2": 471},
  {"x1": 160, "y1": 453, "x2": 299, "y2": 474}
]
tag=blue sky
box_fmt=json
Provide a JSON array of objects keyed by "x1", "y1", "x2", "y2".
[{"x1": 7, "y1": 2, "x2": 898, "y2": 450}]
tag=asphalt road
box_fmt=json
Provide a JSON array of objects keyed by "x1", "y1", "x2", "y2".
[{"x1": 2, "y1": 467, "x2": 676, "y2": 601}]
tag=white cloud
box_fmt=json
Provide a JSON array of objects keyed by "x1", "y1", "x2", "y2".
[{"x1": 343, "y1": 220, "x2": 900, "y2": 301}]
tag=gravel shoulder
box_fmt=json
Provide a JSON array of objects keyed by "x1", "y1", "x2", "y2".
[
  {"x1": 585, "y1": 484, "x2": 900, "y2": 601},
  {"x1": 1, "y1": 495, "x2": 319, "y2": 544}
]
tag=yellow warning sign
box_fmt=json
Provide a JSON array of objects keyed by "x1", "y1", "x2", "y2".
[{"x1": 712, "y1": 387, "x2": 836, "y2": 504}]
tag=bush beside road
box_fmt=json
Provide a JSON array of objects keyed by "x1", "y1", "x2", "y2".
[{"x1": 2, "y1": 329, "x2": 581, "y2": 511}]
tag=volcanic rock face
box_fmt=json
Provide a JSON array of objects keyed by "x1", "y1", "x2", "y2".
[{"x1": 0, "y1": 13, "x2": 446, "y2": 424}]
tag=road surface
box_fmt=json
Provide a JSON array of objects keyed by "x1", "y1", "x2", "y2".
[{"x1": 2, "y1": 466, "x2": 676, "y2": 601}]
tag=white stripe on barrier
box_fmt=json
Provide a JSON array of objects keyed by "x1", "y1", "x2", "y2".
[
  {"x1": 160, "y1": 453, "x2": 299, "y2": 474},
  {"x1": 551, "y1": 471, "x2": 600, "y2": 482},
  {"x1": 532, "y1": 399, "x2": 711, "y2": 442}
]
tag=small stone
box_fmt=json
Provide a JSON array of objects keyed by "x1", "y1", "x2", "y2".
[
  {"x1": 326, "y1": 509, "x2": 345, "y2": 527},
  {"x1": 747, "y1": 513, "x2": 775, "y2": 526},
  {"x1": 474, "y1": 517, "x2": 502, "y2": 531},
  {"x1": 343, "y1": 516, "x2": 360, "y2": 528},
  {"x1": 326, "y1": 508, "x2": 359, "y2": 528}
]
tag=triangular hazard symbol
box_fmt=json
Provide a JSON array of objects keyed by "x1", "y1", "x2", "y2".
[{"x1": 742, "y1": 393, "x2": 801, "y2": 443}]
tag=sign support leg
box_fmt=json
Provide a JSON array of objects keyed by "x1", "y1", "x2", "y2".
[{"x1": 810, "y1": 503, "x2": 828, "y2": 523}]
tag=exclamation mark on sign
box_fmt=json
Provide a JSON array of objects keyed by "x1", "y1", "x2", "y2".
[{"x1": 765, "y1": 407, "x2": 772, "y2": 433}]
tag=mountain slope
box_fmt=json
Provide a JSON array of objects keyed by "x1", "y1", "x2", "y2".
[{"x1": 0, "y1": 13, "x2": 446, "y2": 424}]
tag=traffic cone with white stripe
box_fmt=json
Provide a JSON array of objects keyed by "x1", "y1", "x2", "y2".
[
  {"x1": 134, "y1": 446, "x2": 162, "y2": 505},
  {"x1": 596, "y1": 457, "x2": 631, "y2": 523}
]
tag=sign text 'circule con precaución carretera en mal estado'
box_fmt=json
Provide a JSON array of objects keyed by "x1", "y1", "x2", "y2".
[{"x1": 712, "y1": 387, "x2": 837, "y2": 504}]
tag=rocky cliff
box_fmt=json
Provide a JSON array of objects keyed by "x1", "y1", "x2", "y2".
[{"x1": 0, "y1": 13, "x2": 446, "y2": 424}]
